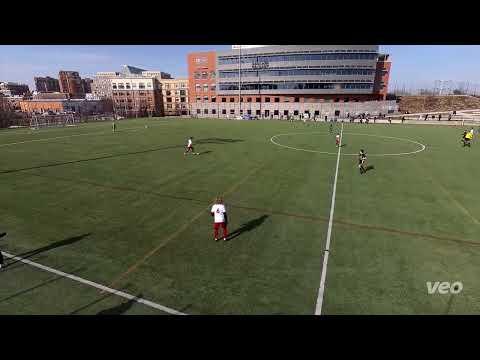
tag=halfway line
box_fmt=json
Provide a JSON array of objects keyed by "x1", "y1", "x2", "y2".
[{"x1": 315, "y1": 123, "x2": 343, "y2": 315}]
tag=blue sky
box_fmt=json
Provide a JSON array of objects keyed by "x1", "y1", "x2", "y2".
[{"x1": 1, "y1": 45, "x2": 480, "y2": 90}]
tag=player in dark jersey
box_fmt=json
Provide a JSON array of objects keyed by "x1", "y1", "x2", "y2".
[{"x1": 358, "y1": 149, "x2": 367, "y2": 174}]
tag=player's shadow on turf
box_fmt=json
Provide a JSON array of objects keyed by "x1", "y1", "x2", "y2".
[
  {"x1": 10, "y1": 233, "x2": 92, "y2": 265},
  {"x1": 226, "y1": 215, "x2": 269, "y2": 242},
  {"x1": 364, "y1": 165, "x2": 375, "y2": 173},
  {"x1": 199, "y1": 150, "x2": 212, "y2": 155},
  {"x1": 96, "y1": 293, "x2": 142, "y2": 315},
  {"x1": 0, "y1": 144, "x2": 187, "y2": 175},
  {"x1": 197, "y1": 138, "x2": 244, "y2": 144}
]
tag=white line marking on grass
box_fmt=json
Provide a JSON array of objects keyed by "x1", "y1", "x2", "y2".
[
  {"x1": 2, "y1": 251, "x2": 186, "y2": 315},
  {"x1": 270, "y1": 131, "x2": 426, "y2": 157},
  {"x1": 315, "y1": 123, "x2": 343, "y2": 315},
  {"x1": 0, "y1": 122, "x2": 172, "y2": 148}
]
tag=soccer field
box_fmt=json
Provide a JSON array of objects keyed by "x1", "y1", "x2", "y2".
[{"x1": 0, "y1": 117, "x2": 478, "y2": 315}]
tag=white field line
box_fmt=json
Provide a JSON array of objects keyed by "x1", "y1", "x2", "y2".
[
  {"x1": 315, "y1": 123, "x2": 343, "y2": 315},
  {"x1": 0, "y1": 122, "x2": 172, "y2": 148},
  {"x1": 270, "y1": 131, "x2": 426, "y2": 157},
  {"x1": 2, "y1": 251, "x2": 186, "y2": 315}
]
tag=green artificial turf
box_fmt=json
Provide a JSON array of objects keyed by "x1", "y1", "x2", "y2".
[{"x1": 0, "y1": 118, "x2": 478, "y2": 314}]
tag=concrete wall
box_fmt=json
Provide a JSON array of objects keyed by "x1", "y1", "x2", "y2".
[{"x1": 191, "y1": 100, "x2": 398, "y2": 118}]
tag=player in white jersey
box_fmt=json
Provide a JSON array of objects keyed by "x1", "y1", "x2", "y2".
[
  {"x1": 184, "y1": 137, "x2": 199, "y2": 155},
  {"x1": 335, "y1": 133, "x2": 340, "y2": 147},
  {"x1": 211, "y1": 197, "x2": 228, "y2": 241}
]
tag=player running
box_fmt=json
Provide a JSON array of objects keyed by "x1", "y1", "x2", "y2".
[
  {"x1": 211, "y1": 197, "x2": 228, "y2": 242},
  {"x1": 335, "y1": 133, "x2": 341, "y2": 147},
  {"x1": 358, "y1": 149, "x2": 367, "y2": 174},
  {"x1": 184, "y1": 137, "x2": 200, "y2": 155}
]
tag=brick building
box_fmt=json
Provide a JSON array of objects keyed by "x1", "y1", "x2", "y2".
[
  {"x1": 160, "y1": 78, "x2": 189, "y2": 116},
  {"x1": 111, "y1": 76, "x2": 163, "y2": 117},
  {"x1": 19, "y1": 98, "x2": 113, "y2": 115},
  {"x1": 0, "y1": 82, "x2": 30, "y2": 96},
  {"x1": 188, "y1": 51, "x2": 217, "y2": 108},
  {"x1": 188, "y1": 46, "x2": 395, "y2": 118},
  {"x1": 34, "y1": 76, "x2": 60, "y2": 92},
  {"x1": 82, "y1": 78, "x2": 93, "y2": 93},
  {"x1": 59, "y1": 71, "x2": 85, "y2": 98}
]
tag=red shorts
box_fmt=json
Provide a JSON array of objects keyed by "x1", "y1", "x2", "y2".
[
  {"x1": 336, "y1": 139, "x2": 340, "y2": 145},
  {"x1": 213, "y1": 222, "x2": 226, "y2": 230}
]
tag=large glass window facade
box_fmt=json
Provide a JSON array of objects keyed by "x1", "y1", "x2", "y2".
[
  {"x1": 218, "y1": 82, "x2": 373, "y2": 91},
  {"x1": 218, "y1": 52, "x2": 377, "y2": 65},
  {"x1": 219, "y1": 68, "x2": 375, "y2": 78}
]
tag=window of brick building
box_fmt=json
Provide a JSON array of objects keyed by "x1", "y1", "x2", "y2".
[
  {"x1": 180, "y1": 97, "x2": 186, "y2": 102},
  {"x1": 222, "y1": 98, "x2": 226, "y2": 102},
  {"x1": 274, "y1": 110, "x2": 279, "y2": 115},
  {"x1": 256, "y1": 97, "x2": 261, "y2": 102},
  {"x1": 212, "y1": 109, "x2": 216, "y2": 114},
  {"x1": 166, "y1": 97, "x2": 172, "y2": 103},
  {"x1": 256, "y1": 110, "x2": 261, "y2": 115},
  {"x1": 274, "y1": 97, "x2": 280, "y2": 103},
  {"x1": 284, "y1": 110, "x2": 289, "y2": 116},
  {"x1": 230, "y1": 109, "x2": 235, "y2": 115},
  {"x1": 294, "y1": 110, "x2": 299, "y2": 115},
  {"x1": 139, "y1": 83, "x2": 145, "y2": 89},
  {"x1": 196, "y1": 109, "x2": 201, "y2": 114},
  {"x1": 203, "y1": 96, "x2": 209, "y2": 102},
  {"x1": 222, "y1": 109, "x2": 226, "y2": 114},
  {"x1": 204, "y1": 109, "x2": 208, "y2": 114},
  {"x1": 247, "y1": 98, "x2": 252, "y2": 102},
  {"x1": 294, "y1": 97, "x2": 300, "y2": 103},
  {"x1": 265, "y1": 97, "x2": 270, "y2": 102},
  {"x1": 211, "y1": 97, "x2": 216, "y2": 103},
  {"x1": 230, "y1": 98, "x2": 234, "y2": 102}
]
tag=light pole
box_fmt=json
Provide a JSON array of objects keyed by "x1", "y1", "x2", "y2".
[{"x1": 238, "y1": 46, "x2": 242, "y2": 117}]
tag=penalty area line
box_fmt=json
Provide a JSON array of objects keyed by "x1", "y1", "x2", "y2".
[
  {"x1": 315, "y1": 123, "x2": 343, "y2": 315},
  {"x1": 2, "y1": 251, "x2": 186, "y2": 315}
]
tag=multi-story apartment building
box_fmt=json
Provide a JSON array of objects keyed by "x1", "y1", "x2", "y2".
[
  {"x1": 0, "y1": 82, "x2": 30, "y2": 96},
  {"x1": 34, "y1": 76, "x2": 60, "y2": 92},
  {"x1": 188, "y1": 51, "x2": 217, "y2": 110},
  {"x1": 111, "y1": 76, "x2": 163, "y2": 117},
  {"x1": 20, "y1": 98, "x2": 113, "y2": 115},
  {"x1": 82, "y1": 78, "x2": 93, "y2": 93},
  {"x1": 160, "y1": 78, "x2": 189, "y2": 116},
  {"x1": 92, "y1": 72, "x2": 121, "y2": 99},
  {"x1": 189, "y1": 46, "x2": 395, "y2": 118},
  {"x1": 59, "y1": 71, "x2": 85, "y2": 99}
]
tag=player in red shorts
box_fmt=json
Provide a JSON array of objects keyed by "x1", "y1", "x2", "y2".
[
  {"x1": 335, "y1": 133, "x2": 340, "y2": 147},
  {"x1": 184, "y1": 137, "x2": 199, "y2": 156},
  {"x1": 211, "y1": 197, "x2": 228, "y2": 241}
]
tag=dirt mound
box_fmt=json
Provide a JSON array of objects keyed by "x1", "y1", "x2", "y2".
[{"x1": 398, "y1": 95, "x2": 480, "y2": 113}]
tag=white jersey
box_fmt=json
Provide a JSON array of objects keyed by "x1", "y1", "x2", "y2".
[
  {"x1": 211, "y1": 204, "x2": 226, "y2": 223},
  {"x1": 187, "y1": 139, "x2": 192, "y2": 147},
  {"x1": 336, "y1": 135, "x2": 340, "y2": 141}
]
